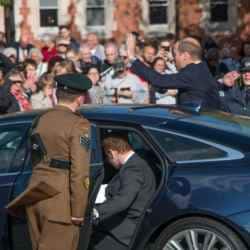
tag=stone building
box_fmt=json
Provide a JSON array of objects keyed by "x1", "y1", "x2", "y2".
[{"x1": 0, "y1": 0, "x2": 250, "y2": 43}]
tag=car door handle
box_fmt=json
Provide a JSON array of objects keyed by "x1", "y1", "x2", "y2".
[{"x1": 146, "y1": 208, "x2": 152, "y2": 214}]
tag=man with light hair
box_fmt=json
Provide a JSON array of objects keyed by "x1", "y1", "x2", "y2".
[
  {"x1": 86, "y1": 32, "x2": 105, "y2": 61},
  {"x1": 127, "y1": 35, "x2": 221, "y2": 110},
  {"x1": 101, "y1": 42, "x2": 119, "y2": 74},
  {"x1": 79, "y1": 44, "x2": 101, "y2": 72}
]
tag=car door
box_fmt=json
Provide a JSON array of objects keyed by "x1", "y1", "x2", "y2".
[
  {"x1": 0, "y1": 124, "x2": 30, "y2": 250},
  {"x1": 9, "y1": 123, "x2": 105, "y2": 250}
]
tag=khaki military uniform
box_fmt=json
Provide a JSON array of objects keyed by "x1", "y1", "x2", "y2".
[{"x1": 7, "y1": 105, "x2": 90, "y2": 250}]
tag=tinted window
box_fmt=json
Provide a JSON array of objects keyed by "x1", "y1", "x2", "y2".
[
  {"x1": 149, "y1": 129, "x2": 227, "y2": 162},
  {"x1": 0, "y1": 127, "x2": 27, "y2": 173}
]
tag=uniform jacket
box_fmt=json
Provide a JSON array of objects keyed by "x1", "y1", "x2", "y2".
[
  {"x1": 96, "y1": 153, "x2": 156, "y2": 246},
  {"x1": 131, "y1": 60, "x2": 221, "y2": 110},
  {"x1": 7, "y1": 105, "x2": 91, "y2": 224}
]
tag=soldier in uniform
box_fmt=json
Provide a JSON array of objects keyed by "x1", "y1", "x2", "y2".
[{"x1": 7, "y1": 73, "x2": 92, "y2": 250}]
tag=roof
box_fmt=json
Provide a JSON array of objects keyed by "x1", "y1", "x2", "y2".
[{"x1": 0, "y1": 105, "x2": 250, "y2": 139}]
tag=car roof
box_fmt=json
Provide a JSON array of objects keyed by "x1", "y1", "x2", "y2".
[{"x1": 1, "y1": 105, "x2": 250, "y2": 139}]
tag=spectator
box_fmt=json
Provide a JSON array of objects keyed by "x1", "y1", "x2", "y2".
[
  {"x1": 0, "y1": 50, "x2": 16, "y2": 73},
  {"x1": 3, "y1": 47, "x2": 18, "y2": 65},
  {"x1": 47, "y1": 56, "x2": 64, "y2": 74},
  {"x1": 0, "y1": 67, "x2": 5, "y2": 86},
  {"x1": 79, "y1": 44, "x2": 101, "y2": 72},
  {"x1": 219, "y1": 44, "x2": 240, "y2": 74},
  {"x1": 23, "y1": 58, "x2": 38, "y2": 95},
  {"x1": 66, "y1": 49, "x2": 81, "y2": 72},
  {"x1": 142, "y1": 42, "x2": 157, "y2": 65},
  {"x1": 101, "y1": 43, "x2": 119, "y2": 73},
  {"x1": 0, "y1": 31, "x2": 7, "y2": 52},
  {"x1": 222, "y1": 59, "x2": 250, "y2": 116},
  {"x1": 11, "y1": 31, "x2": 34, "y2": 63},
  {"x1": 31, "y1": 73, "x2": 57, "y2": 109},
  {"x1": 158, "y1": 34, "x2": 177, "y2": 74},
  {"x1": 29, "y1": 48, "x2": 48, "y2": 77},
  {"x1": 205, "y1": 47, "x2": 221, "y2": 78},
  {"x1": 54, "y1": 59, "x2": 77, "y2": 76},
  {"x1": 217, "y1": 70, "x2": 240, "y2": 111},
  {"x1": 86, "y1": 32, "x2": 105, "y2": 61},
  {"x1": 127, "y1": 35, "x2": 221, "y2": 110},
  {"x1": 103, "y1": 59, "x2": 148, "y2": 104},
  {"x1": 0, "y1": 69, "x2": 31, "y2": 114},
  {"x1": 241, "y1": 41, "x2": 250, "y2": 62},
  {"x1": 41, "y1": 34, "x2": 57, "y2": 62},
  {"x1": 152, "y1": 57, "x2": 177, "y2": 104},
  {"x1": 58, "y1": 25, "x2": 80, "y2": 52},
  {"x1": 56, "y1": 37, "x2": 70, "y2": 59},
  {"x1": 86, "y1": 65, "x2": 104, "y2": 104}
]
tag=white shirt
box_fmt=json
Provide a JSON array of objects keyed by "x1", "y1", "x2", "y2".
[{"x1": 122, "y1": 151, "x2": 135, "y2": 165}]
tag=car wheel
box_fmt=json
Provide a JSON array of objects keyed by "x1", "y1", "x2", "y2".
[{"x1": 153, "y1": 217, "x2": 247, "y2": 250}]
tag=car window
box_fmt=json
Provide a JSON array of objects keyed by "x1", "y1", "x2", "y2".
[
  {"x1": 0, "y1": 127, "x2": 28, "y2": 173},
  {"x1": 149, "y1": 129, "x2": 228, "y2": 162}
]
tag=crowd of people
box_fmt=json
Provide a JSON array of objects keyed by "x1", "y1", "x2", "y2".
[{"x1": 0, "y1": 26, "x2": 250, "y2": 116}]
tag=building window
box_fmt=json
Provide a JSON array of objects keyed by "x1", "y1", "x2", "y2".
[
  {"x1": 40, "y1": 0, "x2": 58, "y2": 27},
  {"x1": 149, "y1": 0, "x2": 168, "y2": 25},
  {"x1": 210, "y1": 0, "x2": 228, "y2": 23},
  {"x1": 86, "y1": 0, "x2": 105, "y2": 27}
]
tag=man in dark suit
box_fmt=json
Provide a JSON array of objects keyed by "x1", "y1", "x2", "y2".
[
  {"x1": 91, "y1": 134, "x2": 156, "y2": 250},
  {"x1": 127, "y1": 34, "x2": 221, "y2": 110}
]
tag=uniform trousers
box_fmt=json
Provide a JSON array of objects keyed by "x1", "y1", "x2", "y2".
[{"x1": 26, "y1": 204, "x2": 80, "y2": 250}]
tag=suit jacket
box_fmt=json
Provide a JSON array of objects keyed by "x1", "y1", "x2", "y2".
[
  {"x1": 131, "y1": 59, "x2": 221, "y2": 110},
  {"x1": 7, "y1": 105, "x2": 91, "y2": 224},
  {"x1": 96, "y1": 153, "x2": 156, "y2": 246}
]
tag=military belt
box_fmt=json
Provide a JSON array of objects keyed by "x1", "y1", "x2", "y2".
[{"x1": 49, "y1": 159, "x2": 71, "y2": 170}]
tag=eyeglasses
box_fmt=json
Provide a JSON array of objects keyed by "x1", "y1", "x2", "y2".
[
  {"x1": 161, "y1": 46, "x2": 170, "y2": 51},
  {"x1": 11, "y1": 80, "x2": 23, "y2": 84}
]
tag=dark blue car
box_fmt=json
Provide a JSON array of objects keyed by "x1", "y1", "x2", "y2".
[{"x1": 1, "y1": 105, "x2": 250, "y2": 250}]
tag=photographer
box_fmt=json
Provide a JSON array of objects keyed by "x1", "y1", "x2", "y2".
[
  {"x1": 158, "y1": 35, "x2": 177, "y2": 74},
  {"x1": 221, "y1": 59, "x2": 250, "y2": 116},
  {"x1": 127, "y1": 34, "x2": 221, "y2": 110}
]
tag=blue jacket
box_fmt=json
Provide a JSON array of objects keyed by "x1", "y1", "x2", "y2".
[{"x1": 131, "y1": 60, "x2": 221, "y2": 110}]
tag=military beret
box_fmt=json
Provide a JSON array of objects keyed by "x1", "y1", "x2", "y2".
[{"x1": 55, "y1": 73, "x2": 92, "y2": 93}]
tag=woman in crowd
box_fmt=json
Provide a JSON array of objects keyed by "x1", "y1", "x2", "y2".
[
  {"x1": 54, "y1": 59, "x2": 77, "y2": 75},
  {"x1": 0, "y1": 68, "x2": 31, "y2": 114},
  {"x1": 31, "y1": 73, "x2": 57, "y2": 109},
  {"x1": 29, "y1": 48, "x2": 48, "y2": 77},
  {"x1": 85, "y1": 65, "x2": 104, "y2": 104},
  {"x1": 152, "y1": 57, "x2": 177, "y2": 104},
  {"x1": 23, "y1": 58, "x2": 38, "y2": 95}
]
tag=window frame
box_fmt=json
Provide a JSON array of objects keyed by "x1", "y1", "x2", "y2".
[
  {"x1": 201, "y1": 0, "x2": 238, "y2": 33},
  {"x1": 39, "y1": 0, "x2": 58, "y2": 28},
  {"x1": 141, "y1": 0, "x2": 176, "y2": 37},
  {"x1": 96, "y1": 123, "x2": 166, "y2": 171},
  {"x1": 145, "y1": 126, "x2": 244, "y2": 164},
  {"x1": 83, "y1": 0, "x2": 113, "y2": 36},
  {"x1": 86, "y1": 0, "x2": 105, "y2": 28},
  {"x1": 210, "y1": 0, "x2": 229, "y2": 23},
  {"x1": 148, "y1": 0, "x2": 169, "y2": 25}
]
